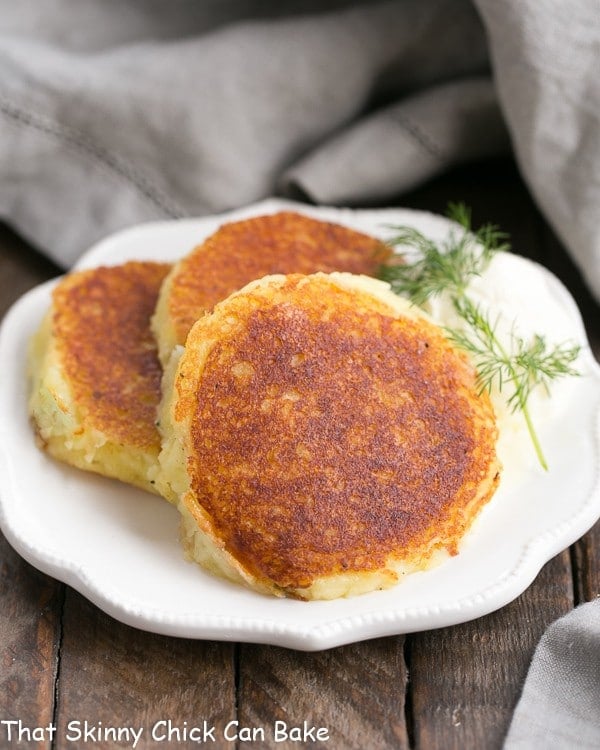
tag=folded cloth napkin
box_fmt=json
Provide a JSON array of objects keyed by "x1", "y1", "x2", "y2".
[
  {"x1": 1, "y1": 1, "x2": 599, "y2": 303},
  {"x1": 0, "y1": 0, "x2": 494, "y2": 267},
  {"x1": 504, "y1": 599, "x2": 600, "y2": 749},
  {"x1": 473, "y1": 0, "x2": 600, "y2": 304}
]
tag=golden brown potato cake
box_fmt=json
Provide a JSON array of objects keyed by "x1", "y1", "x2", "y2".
[
  {"x1": 158, "y1": 272, "x2": 500, "y2": 600},
  {"x1": 152, "y1": 211, "x2": 389, "y2": 365},
  {"x1": 29, "y1": 261, "x2": 170, "y2": 495}
]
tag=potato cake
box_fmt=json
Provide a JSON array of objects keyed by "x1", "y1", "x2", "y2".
[
  {"x1": 29, "y1": 261, "x2": 170, "y2": 495},
  {"x1": 158, "y1": 272, "x2": 500, "y2": 599}
]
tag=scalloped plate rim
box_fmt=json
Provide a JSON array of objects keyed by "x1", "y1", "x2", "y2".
[{"x1": 1, "y1": 199, "x2": 599, "y2": 651}]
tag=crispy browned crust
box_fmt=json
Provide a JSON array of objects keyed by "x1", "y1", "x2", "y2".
[
  {"x1": 166, "y1": 211, "x2": 390, "y2": 348},
  {"x1": 176, "y1": 274, "x2": 500, "y2": 595},
  {"x1": 52, "y1": 261, "x2": 170, "y2": 451}
]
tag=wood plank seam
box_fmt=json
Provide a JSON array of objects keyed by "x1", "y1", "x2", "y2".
[
  {"x1": 568, "y1": 546, "x2": 584, "y2": 607},
  {"x1": 49, "y1": 585, "x2": 66, "y2": 750},
  {"x1": 403, "y1": 637, "x2": 416, "y2": 749},
  {"x1": 234, "y1": 643, "x2": 242, "y2": 750}
]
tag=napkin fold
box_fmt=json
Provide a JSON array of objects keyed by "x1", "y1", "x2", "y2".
[
  {"x1": 504, "y1": 599, "x2": 600, "y2": 749},
  {"x1": 2, "y1": 0, "x2": 599, "y2": 302},
  {"x1": 280, "y1": 76, "x2": 508, "y2": 205}
]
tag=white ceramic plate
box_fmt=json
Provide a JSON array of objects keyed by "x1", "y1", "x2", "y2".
[{"x1": 1, "y1": 199, "x2": 599, "y2": 651}]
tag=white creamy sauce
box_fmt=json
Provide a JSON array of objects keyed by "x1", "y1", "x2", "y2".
[{"x1": 422, "y1": 252, "x2": 582, "y2": 480}]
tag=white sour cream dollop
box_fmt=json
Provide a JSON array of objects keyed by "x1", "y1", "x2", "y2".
[{"x1": 423, "y1": 252, "x2": 583, "y2": 477}]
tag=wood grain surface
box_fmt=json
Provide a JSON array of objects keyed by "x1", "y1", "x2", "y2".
[{"x1": 1, "y1": 158, "x2": 598, "y2": 750}]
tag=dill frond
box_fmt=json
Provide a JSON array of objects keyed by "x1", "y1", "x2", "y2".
[{"x1": 380, "y1": 202, "x2": 509, "y2": 305}]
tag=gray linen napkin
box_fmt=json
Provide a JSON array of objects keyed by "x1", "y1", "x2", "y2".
[
  {"x1": 0, "y1": 0, "x2": 492, "y2": 267},
  {"x1": 1, "y1": 1, "x2": 599, "y2": 303},
  {"x1": 473, "y1": 0, "x2": 600, "y2": 306},
  {"x1": 504, "y1": 599, "x2": 600, "y2": 749}
]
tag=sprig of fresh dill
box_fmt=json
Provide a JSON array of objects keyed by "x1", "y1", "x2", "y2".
[
  {"x1": 447, "y1": 297, "x2": 580, "y2": 470},
  {"x1": 379, "y1": 203, "x2": 510, "y2": 305},
  {"x1": 378, "y1": 203, "x2": 581, "y2": 470}
]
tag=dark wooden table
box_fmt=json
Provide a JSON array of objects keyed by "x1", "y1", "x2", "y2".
[{"x1": 1, "y1": 158, "x2": 599, "y2": 750}]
